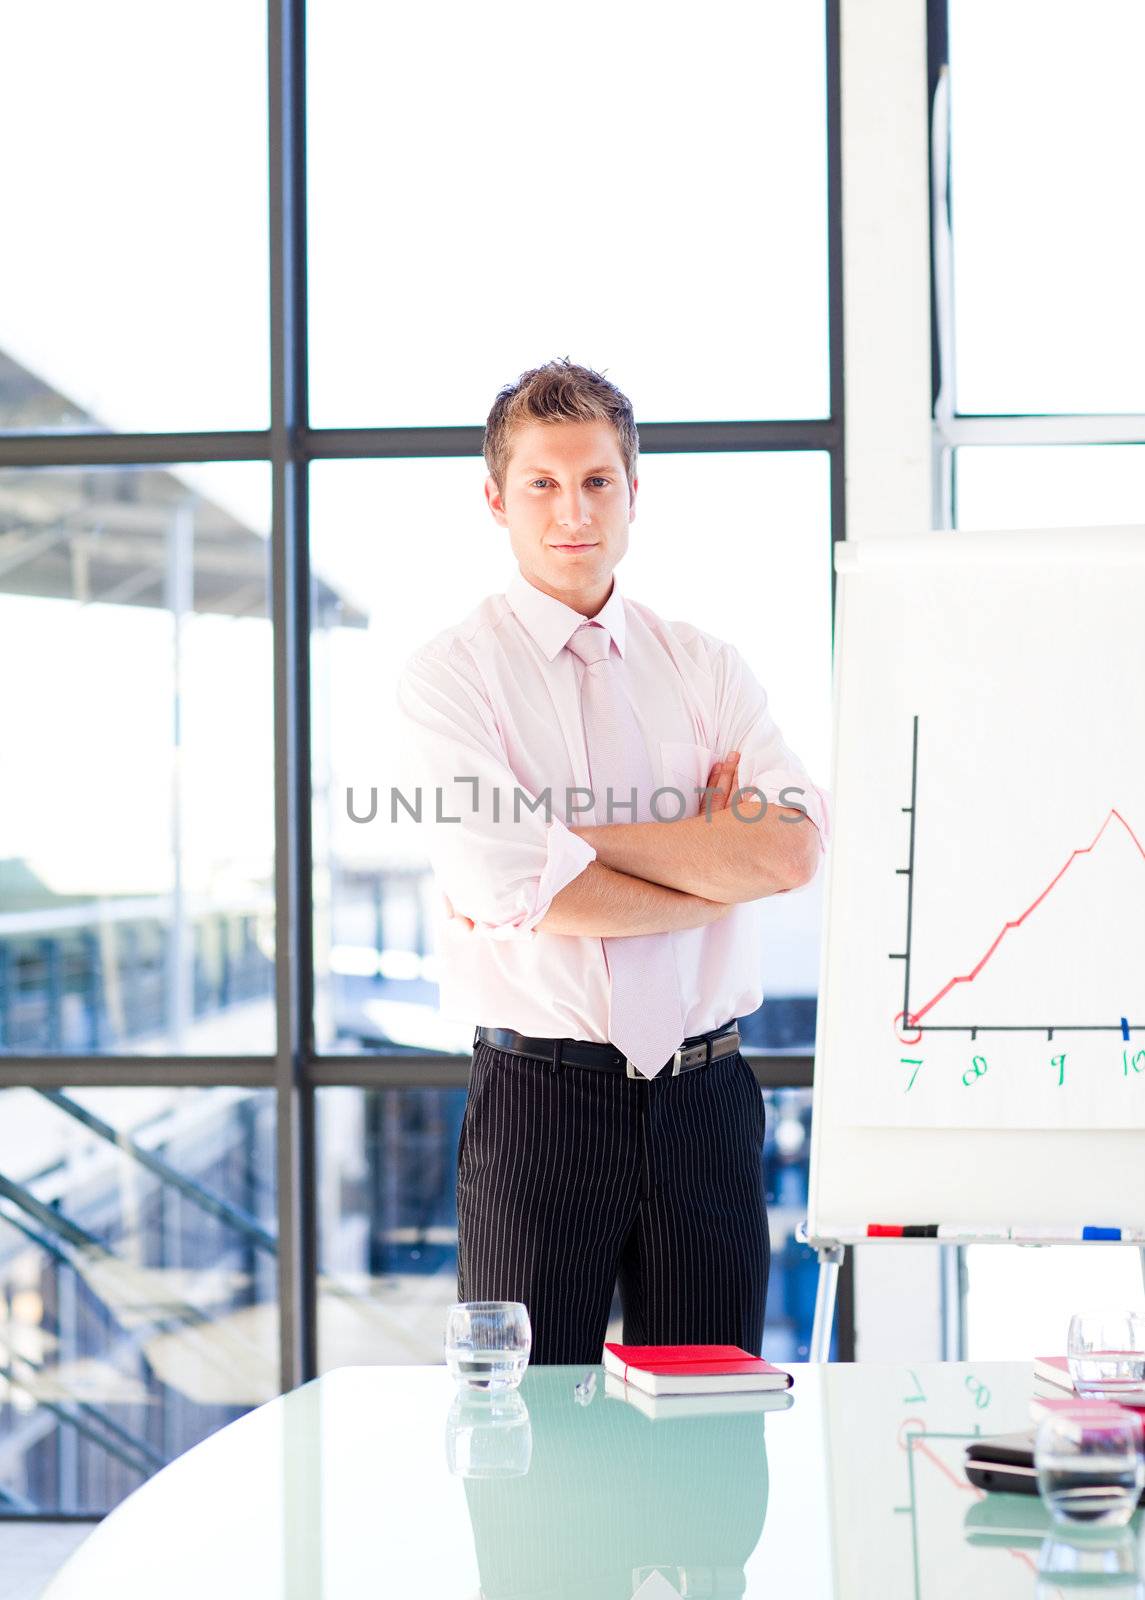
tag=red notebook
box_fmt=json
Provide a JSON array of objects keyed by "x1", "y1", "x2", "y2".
[{"x1": 602, "y1": 1341, "x2": 795, "y2": 1396}]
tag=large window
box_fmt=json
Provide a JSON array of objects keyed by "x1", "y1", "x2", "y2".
[
  {"x1": 0, "y1": 1088, "x2": 277, "y2": 1514},
  {"x1": 947, "y1": 0, "x2": 1145, "y2": 417},
  {"x1": 937, "y1": 0, "x2": 1145, "y2": 1354},
  {"x1": 0, "y1": 466, "x2": 276, "y2": 1057},
  {"x1": 1, "y1": 0, "x2": 842, "y2": 1511},
  {"x1": 0, "y1": 5, "x2": 269, "y2": 433},
  {"x1": 305, "y1": 1, "x2": 830, "y2": 426}
]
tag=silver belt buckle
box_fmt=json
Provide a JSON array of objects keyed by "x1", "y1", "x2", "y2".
[
  {"x1": 624, "y1": 1049, "x2": 690, "y2": 1080},
  {"x1": 625, "y1": 1028, "x2": 738, "y2": 1079},
  {"x1": 625, "y1": 1053, "x2": 674, "y2": 1079},
  {"x1": 672, "y1": 1042, "x2": 708, "y2": 1075}
]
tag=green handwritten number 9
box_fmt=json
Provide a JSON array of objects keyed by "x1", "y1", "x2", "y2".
[{"x1": 962, "y1": 1056, "x2": 988, "y2": 1087}]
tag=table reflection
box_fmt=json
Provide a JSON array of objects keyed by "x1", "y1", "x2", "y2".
[{"x1": 450, "y1": 1367, "x2": 774, "y2": 1599}]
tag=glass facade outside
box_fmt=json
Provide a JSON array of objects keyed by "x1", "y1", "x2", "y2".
[
  {"x1": 0, "y1": 465, "x2": 277, "y2": 1056},
  {"x1": 0, "y1": 1088, "x2": 277, "y2": 1514}
]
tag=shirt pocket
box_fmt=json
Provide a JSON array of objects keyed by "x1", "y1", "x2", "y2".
[{"x1": 658, "y1": 739, "x2": 718, "y2": 821}]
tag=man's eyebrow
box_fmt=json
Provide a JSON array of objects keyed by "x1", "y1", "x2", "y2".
[{"x1": 519, "y1": 464, "x2": 621, "y2": 475}]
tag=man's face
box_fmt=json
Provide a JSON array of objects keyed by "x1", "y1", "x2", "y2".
[{"x1": 485, "y1": 419, "x2": 637, "y2": 613}]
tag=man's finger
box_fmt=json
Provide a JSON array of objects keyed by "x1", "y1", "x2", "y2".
[
  {"x1": 704, "y1": 761, "x2": 730, "y2": 805},
  {"x1": 442, "y1": 892, "x2": 475, "y2": 931},
  {"x1": 705, "y1": 751, "x2": 741, "y2": 809}
]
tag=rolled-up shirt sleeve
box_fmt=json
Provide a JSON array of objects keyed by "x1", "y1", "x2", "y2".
[
  {"x1": 395, "y1": 643, "x2": 597, "y2": 940},
  {"x1": 714, "y1": 641, "x2": 832, "y2": 872}
]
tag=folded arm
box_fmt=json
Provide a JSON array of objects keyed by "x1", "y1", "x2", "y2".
[
  {"x1": 397, "y1": 646, "x2": 729, "y2": 940},
  {"x1": 535, "y1": 860, "x2": 732, "y2": 937},
  {"x1": 574, "y1": 781, "x2": 821, "y2": 906},
  {"x1": 574, "y1": 640, "x2": 831, "y2": 906}
]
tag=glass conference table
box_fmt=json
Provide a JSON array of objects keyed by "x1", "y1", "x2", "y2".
[{"x1": 42, "y1": 1358, "x2": 1143, "y2": 1598}]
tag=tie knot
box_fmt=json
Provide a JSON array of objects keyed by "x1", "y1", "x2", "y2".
[{"x1": 565, "y1": 622, "x2": 613, "y2": 667}]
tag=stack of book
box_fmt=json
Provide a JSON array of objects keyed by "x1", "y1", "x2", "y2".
[
  {"x1": 1031, "y1": 1354, "x2": 1145, "y2": 1420},
  {"x1": 601, "y1": 1342, "x2": 794, "y2": 1419}
]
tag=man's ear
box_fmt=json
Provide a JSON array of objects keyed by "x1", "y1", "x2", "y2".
[
  {"x1": 485, "y1": 474, "x2": 508, "y2": 528},
  {"x1": 628, "y1": 471, "x2": 638, "y2": 521}
]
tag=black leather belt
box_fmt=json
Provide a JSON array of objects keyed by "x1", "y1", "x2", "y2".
[{"x1": 473, "y1": 1020, "x2": 740, "y2": 1079}]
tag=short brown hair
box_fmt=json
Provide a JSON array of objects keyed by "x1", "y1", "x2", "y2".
[{"x1": 483, "y1": 356, "x2": 639, "y2": 498}]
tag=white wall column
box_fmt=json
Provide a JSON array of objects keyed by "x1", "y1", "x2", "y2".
[{"x1": 840, "y1": 0, "x2": 942, "y2": 1360}]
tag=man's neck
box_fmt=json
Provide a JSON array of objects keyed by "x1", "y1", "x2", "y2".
[{"x1": 520, "y1": 567, "x2": 614, "y2": 618}]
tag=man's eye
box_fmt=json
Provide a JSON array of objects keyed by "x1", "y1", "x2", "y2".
[{"x1": 529, "y1": 477, "x2": 611, "y2": 488}]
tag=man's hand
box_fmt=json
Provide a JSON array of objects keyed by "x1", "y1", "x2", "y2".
[
  {"x1": 703, "y1": 750, "x2": 741, "y2": 816},
  {"x1": 573, "y1": 745, "x2": 817, "y2": 903},
  {"x1": 442, "y1": 891, "x2": 474, "y2": 932}
]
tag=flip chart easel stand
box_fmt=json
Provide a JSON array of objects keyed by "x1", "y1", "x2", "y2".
[{"x1": 810, "y1": 1245, "x2": 844, "y2": 1362}]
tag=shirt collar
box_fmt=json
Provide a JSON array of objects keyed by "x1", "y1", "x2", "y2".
[{"x1": 505, "y1": 568, "x2": 627, "y2": 661}]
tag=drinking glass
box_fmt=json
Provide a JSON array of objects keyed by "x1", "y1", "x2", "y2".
[
  {"x1": 444, "y1": 1300, "x2": 531, "y2": 1392},
  {"x1": 1068, "y1": 1311, "x2": 1145, "y2": 1398},
  {"x1": 1035, "y1": 1406, "x2": 1144, "y2": 1528}
]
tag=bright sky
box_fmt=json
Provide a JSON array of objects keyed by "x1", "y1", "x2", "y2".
[{"x1": 950, "y1": 0, "x2": 1145, "y2": 413}]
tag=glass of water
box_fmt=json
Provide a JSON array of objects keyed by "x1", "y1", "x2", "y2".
[
  {"x1": 1069, "y1": 1310, "x2": 1145, "y2": 1398},
  {"x1": 1035, "y1": 1406, "x2": 1144, "y2": 1528},
  {"x1": 444, "y1": 1301, "x2": 531, "y2": 1392}
]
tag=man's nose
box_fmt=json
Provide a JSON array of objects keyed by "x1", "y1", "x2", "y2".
[{"x1": 556, "y1": 490, "x2": 591, "y2": 528}]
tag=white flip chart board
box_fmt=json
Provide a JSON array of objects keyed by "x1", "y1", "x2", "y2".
[{"x1": 807, "y1": 526, "x2": 1145, "y2": 1243}]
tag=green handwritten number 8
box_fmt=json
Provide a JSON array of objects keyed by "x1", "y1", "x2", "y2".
[
  {"x1": 965, "y1": 1374, "x2": 991, "y2": 1409},
  {"x1": 962, "y1": 1056, "x2": 988, "y2": 1087}
]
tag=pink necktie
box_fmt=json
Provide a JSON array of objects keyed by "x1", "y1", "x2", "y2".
[{"x1": 564, "y1": 621, "x2": 687, "y2": 1079}]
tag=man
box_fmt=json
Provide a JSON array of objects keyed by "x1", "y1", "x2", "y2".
[{"x1": 396, "y1": 358, "x2": 830, "y2": 1364}]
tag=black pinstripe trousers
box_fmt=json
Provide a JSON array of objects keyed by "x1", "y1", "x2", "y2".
[{"x1": 455, "y1": 1040, "x2": 770, "y2": 1364}]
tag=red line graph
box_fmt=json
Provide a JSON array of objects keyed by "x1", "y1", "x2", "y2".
[{"x1": 900, "y1": 807, "x2": 1145, "y2": 1029}]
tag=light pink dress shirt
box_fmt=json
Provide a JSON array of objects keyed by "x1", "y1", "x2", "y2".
[{"x1": 395, "y1": 567, "x2": 831, "y2": 1043}]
